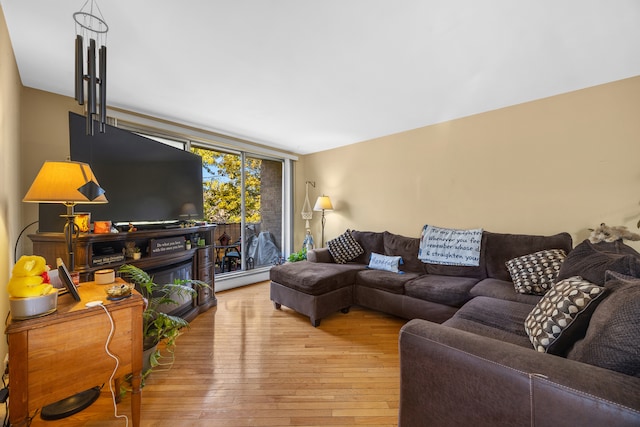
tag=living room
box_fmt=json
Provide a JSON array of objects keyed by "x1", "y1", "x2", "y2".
[{"x1": 1, "y1": 2, "x2": 640, "y2": 426}]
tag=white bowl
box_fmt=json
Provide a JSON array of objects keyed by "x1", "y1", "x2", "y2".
[{"x1": 10, "y1": 290, "x2": 58, "y2": 320}]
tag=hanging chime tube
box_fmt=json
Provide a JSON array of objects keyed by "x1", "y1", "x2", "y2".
[
  {"x1": 75, "y1": 35, "x2": 84, "y2": 105},
  {"x1": 99, "y1": 45, "x2": 107, "y2": 132}
]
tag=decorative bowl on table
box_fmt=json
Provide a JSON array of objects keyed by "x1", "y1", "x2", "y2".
[{"x1": 105, "y1": 283, "x2": 134, "y2": 300}]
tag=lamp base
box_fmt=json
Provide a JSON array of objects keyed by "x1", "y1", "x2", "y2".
[{"x1": 40, "y1": 387, "x2": 101, "y2": 420}]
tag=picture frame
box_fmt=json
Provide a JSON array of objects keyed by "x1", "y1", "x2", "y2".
[{"x1": 58, "y1": 262, "x2": 81, "y2": 301}]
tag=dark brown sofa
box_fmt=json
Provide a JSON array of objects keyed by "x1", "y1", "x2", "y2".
[
  {"x1": 270, "y1": 230, "x2": 640, "y2": 426},
  {"x1": 270, "y1": 229, "x2": 572, "y2": 326},
  {"x1": 398, "y1": 239, "x2": 640, "y2": 426}
]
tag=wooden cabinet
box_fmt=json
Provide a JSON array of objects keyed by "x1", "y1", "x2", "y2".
[
  {"x1": 6, "y1": 282, "x2": 144, "y2": 427},
  {"x1": 29, "y1": 225, "x2": 217, "y2": 319}
]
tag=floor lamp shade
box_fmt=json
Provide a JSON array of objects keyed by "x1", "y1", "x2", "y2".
[{"x1": 313, "y1": 196, "x2": 334, "y2": 212}]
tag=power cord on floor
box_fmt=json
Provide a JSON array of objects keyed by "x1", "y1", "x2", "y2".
[
  {"x1": 97, "y1": 303, "x2": 129, "y2": 427},
  {"x1": 1, "y1": 373, "x2": 8, "y2": 427}
]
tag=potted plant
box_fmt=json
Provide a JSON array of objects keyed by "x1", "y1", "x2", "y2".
[
  {"x1": 287, "y1": 247, "x2": 307, "y2": 262},
  {"x1": 117, "y1": 264, "x2": 209, "y2": 375},
  {"x1": 132, "y1": 247, "x2": 142, "y2": 260}
]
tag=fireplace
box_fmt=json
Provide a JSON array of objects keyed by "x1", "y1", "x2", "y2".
[{"x1": 145, "y1": 260, "x2": 195, "y2": 318}]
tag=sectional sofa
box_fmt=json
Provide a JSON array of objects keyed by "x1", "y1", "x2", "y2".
[
  {"x1": 269, "y1": 229, "x2": 640, "y2": 426},
  {"x1": 270, "y1": 229, "x2": 573, "y2": 327}
]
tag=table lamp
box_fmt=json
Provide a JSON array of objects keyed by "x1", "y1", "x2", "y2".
[
  {"x1": 22, "y1": 160, "x2": 107, "y2": 419},
  {"x1": 313, "y1": 195, "x2": 333, "y2": 247},
  {"x1": 23, "y1": 160, "x2": 108, "y2": 271}
]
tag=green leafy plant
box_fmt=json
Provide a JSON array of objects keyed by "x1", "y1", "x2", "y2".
[
  {"x1": 117, "y1": 264, "x2": 210, "y2": 372},
  {"x1": 287, "y1": 247, "x2": 307, "y2": 262}
]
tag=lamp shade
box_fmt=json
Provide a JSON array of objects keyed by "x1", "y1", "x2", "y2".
[
  {"x1": 23, "y1": 161, "x2": 108, "y2": 204},
  {"x1": 313, "y1": 195, "x2": 333, "y2": 211}
]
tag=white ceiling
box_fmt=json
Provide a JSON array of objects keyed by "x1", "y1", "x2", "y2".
[{"x1": 2, "y1": 1, "x2": 640, "y2": 155}]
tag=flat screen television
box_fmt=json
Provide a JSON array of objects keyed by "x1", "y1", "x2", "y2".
[{"x1": 38, "y1": 112, "x2": 204, "y2": 232}]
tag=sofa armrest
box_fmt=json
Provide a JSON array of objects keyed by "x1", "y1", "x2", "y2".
[
  {"x1": 399, "y1": 319, "x2": 640, "y2": 427},
  {"x1": 306, "y1": 248, "x2": 333, "y2": 263}
]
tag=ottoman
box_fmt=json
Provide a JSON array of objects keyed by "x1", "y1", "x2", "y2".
[{"x1": 269, "y1": 260, "x2": 364, "y2": 326}]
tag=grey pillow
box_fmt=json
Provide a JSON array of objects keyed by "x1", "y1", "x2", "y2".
[
  {"x1": 327, "y1": 229, "x2": 364, "y2": 264},
  {"x1": 566, "y1": 271, "x2": 640, "y2": 377},
  {"x1": 556, "y1": 239, "x2": 640, "y2": 285},
  {"x1": 524, "y1": 276, "x2": 607, "y2": 354}
]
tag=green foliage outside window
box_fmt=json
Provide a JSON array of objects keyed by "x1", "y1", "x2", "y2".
[{"x1": 191, "y1": 148, "x2": 262, "y2": 224}]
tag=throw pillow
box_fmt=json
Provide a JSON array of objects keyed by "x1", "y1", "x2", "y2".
[
  {"x1": 367, "y1": 252, "x2": 403, "y2": 273},
  {"x1": 506, "y1": 249, "x2": 567, "y2": 295},
  {"x1": 566, "y1": 271, "x2": 640, "y2": 377},
  {"x1": 556, "y1": 239, "x2": 640, "y2": 285},
  {"x1": 327, "y1": 229, "x2": 365, "y2": 264},
  {"x1": 524, "y1": 276, "x2": 607, "y2": 354}
]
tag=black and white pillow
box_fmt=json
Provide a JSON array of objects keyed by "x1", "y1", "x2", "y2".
[
  {"x1": 524, "y1": 276, "x2": 607, "y2": 354},
  {"x1": 506, "y1": 249, "x2": 567, "y2": 295},
  {"x1": 327, "y1": 229, "x2": 364, "y2": 264}
]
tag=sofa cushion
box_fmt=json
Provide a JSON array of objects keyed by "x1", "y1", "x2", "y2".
[
  {"x1": 483, "y1": 231, "x2": 573, "y2": 282},
  {"x1": 367, "y1": 252, "x2": 403, "y2": 273},
  {"x1": 556, "y1": 239, "x2": 640, "y2": 285},
  {"x1": 355, "y1": 269, "x2": 420, "y2": 294},
  {"x1": 350, "y1": 230, "x2": 385, "y2": 264},
  {"x1": 566, "y1": 271, "x2": 640, "y2": 377},
  {"x1": 405, "y1": 274, "x2": 479, "y2": 307},
  {"x1": 423, "y1": 262, "x2": 483, "y2": 279},
  {"x1": 470, "y1": 278, "x2": 542, "y2": 305},
  {"x1": 443, "y1": 296, "x2": 534, "y2": 348},
  {"x1": 506, "y1": 249, "x2": 567, "y2": 295},
  {"x1": 524, "y1": 276, "x2": 607, "y2": 354},
  {"x1": 383, "y1": 232, "x2": 427, "y2": 274},
  {"x1": 269, "y1": 261, "x2": 364, "y2": 295},
  {"x1": 327, "y1": 229, "x2": 364, "y2": 264}
]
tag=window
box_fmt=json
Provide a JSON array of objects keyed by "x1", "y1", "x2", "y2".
[{"x1": 191, "y1": 146, "x2": 284, "y2": 275}]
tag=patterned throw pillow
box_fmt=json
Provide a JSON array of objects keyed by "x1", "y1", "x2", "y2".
[
  {"x1": 327, "y1": 229, "x2": 365, "y2": 264},
  {"x1": 367, "y1": 252, "x2": 404, "y2": 273},
  {"x1": 524, "y1": 276, "x2": 607, "y2": 354},
  {"x1": 506, "y1": 249, "x2": 567, "y2": 295}
]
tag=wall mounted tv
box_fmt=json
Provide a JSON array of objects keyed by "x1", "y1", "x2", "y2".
[{"x1": 38, "y1": 112, "x2": 204, "y2": 232}]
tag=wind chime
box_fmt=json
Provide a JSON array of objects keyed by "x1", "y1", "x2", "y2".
[{"x1": 74, "y1": 0, "x2": 108, "y2": 135}]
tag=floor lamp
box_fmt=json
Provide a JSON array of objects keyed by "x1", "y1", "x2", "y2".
[
  {"x1": 23, "y1": 160, "x2": 108, "y2": 419},
  {"x1": 313, "y1": 195, "x2": 333, "y2": 247}
]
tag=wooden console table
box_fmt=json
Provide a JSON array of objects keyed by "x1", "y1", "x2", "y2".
[{"x1": 5, "y1": 281, "x2": 143, "y2": 426}]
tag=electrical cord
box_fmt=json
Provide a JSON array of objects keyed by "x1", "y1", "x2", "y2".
[
  {"x1": 13, "y1": 220, "x2": 39, "y2": 264},
  {"x1": 97, "y1": 303, "x2": 129, "y2": 427},
  {"x1": 1, "y1": 374, "x2": 8, "y2": 427}
]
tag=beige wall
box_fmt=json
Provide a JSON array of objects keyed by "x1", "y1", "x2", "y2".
[
  {"x1": 0, "y1": 5, "x2": 23, "y2": 364},
  {"x1": 297, "y1": 76, "x2": 640, "y2": 252},
  {"x1": 20, "y1": 88, "x2": 83, "y2": 237}
]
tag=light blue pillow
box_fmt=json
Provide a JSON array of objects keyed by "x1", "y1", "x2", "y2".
[{"x1": 368, "y1": 252, "x2": 404, "y2": 273}]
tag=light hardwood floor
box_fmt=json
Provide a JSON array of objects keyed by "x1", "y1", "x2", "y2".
[{"x1": 27, "y1": 281, "x2": 407, "y2": 426}]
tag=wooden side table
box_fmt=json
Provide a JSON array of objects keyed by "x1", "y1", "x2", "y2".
[{"x1": 5, "y1": 280, "x2": 143, "y2": 426}]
